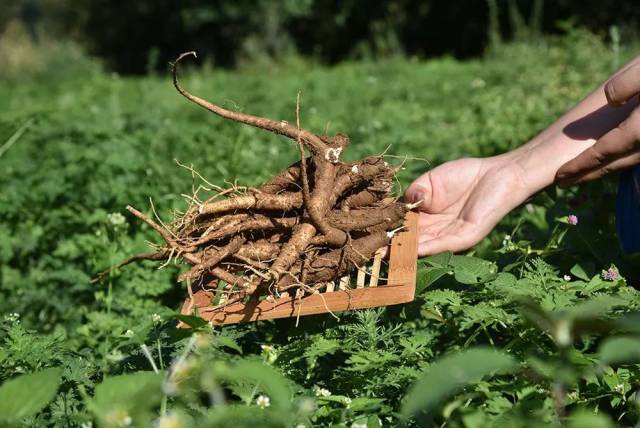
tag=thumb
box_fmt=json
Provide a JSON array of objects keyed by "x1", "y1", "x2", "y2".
[{"x1": 405, "y1": 172, "x2": 433, "y2": 211}]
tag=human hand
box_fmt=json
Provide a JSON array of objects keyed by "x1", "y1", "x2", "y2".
[
  {"x1": 556, "y1": 57, "x2": 640, "y2": 185},
  {"x1": 405, "y1": 156, "x2": 532, "y2": 256}
]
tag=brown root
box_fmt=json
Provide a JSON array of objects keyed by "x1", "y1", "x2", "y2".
[
  {"x1": 172, "y1": 52, "x2": 329, "y2": 157},
  {"x1": 104, "y1": 55, "x2": 418, "y2": 311},
  {"x1": 198, "y1": 191, "x2": 303, "y2": 216}
]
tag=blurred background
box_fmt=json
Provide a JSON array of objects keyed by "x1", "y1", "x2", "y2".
[{"x1": 1, "y1": 0, "x2": 640, "y2": 76}]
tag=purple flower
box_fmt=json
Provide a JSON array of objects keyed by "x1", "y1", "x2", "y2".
[
  {"x1": 567, "y1": 214, "x2": 578, "y2": 226},
  {"x1": 602, "y1": 267, "x2": 619, "y2": 281}
]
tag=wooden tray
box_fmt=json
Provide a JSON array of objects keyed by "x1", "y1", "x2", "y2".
[{"x1": 179, "y1": 211, "x2": 418, "y2": 325}]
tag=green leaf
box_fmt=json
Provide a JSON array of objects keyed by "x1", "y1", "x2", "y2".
[
  {"x1": 566, "y1": 295, "x2": 625, "y2": 321},
  {"x1": 215, "y1": 334, "x2": 243, "y2": 354},
  {"x1": 570, "y1": 262, "x2": 593, "y2": 281},
  {"x1": 401, "y1": 347, "x2": 517, "y2": 417},
  {"x1": 518, "y1": 298, "x2": 557, "y2": 334},
  {"x1": 417, "y1": 267, "x2": 449, "y2": 294},
  {"x1": 450, "y1": 255, "x2": 497, "y2": 284},
  {"x1": 203, "y1": 404, "x2": 289, "y2": 427},
  {"x1": 215, "y1": 360, "x2": 292, "y2": 411},
  {"x1": 615, "y1": 312, "x2": 640, "y2": 333},
  {"x1": 303, "y1": 337, "x2": 340, "y2": 370},
  {"x1": 599, "y1": 336, "x2": 640, "y2": 365},
  {"x1": 424, "y1": 251, "x2": 452, "y2": 268},
  {"x1": 567, "y1": 296, "x2": 625, "y2": 337},
  {"x1": 489, "y1": 272, "x2": 517, "y2": 288},
  {"x1": 348, "y1": 397, "x2": 384, "y2": 412},
  {"x1": 567, "y1": 409, "x2": 614, "y2": 428},
  {"x1": 0, "y1": 368, "x2": 62, "y2": 425},
  {"x1": 173, "y1": 314, "x2": 208, "y2": 328},
  {"x1": 89, "y1": 371, "x2": 163, "y2": 427}
]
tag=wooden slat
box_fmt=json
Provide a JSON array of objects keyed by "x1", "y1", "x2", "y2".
[
  {"x1": 180, "y1": 211, "x2": 418, "y2": 325},
  {"x1": 386, "y1": 211, "x2": 418, "y2": 293},
  {"x1": 339, "y1": 276, "x2": 349, "y2": 290},
  {"x1": 356, "y1": 268, "x2": 366, "y2": 288},
  {"x1": 369, "y1": 249, "x2": 384, "y2": 287}
]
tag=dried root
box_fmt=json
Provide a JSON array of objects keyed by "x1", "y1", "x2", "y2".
[{"x1": 101, "y1": 52, "x2": 415, "y2": 308}]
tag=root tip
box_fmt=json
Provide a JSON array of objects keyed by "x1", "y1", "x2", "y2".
[
  {"x1": 406, "y1": 200, "x2": 424, "y2": 210},
  {"x1": 386, "y1": 225, "x2": 407, "y2": 239},
  {"x1": 176, "y1": 51, "x2": 197, "y2": 63}
]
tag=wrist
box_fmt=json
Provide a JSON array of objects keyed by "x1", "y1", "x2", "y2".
[
  {"x1": 509, "y1": 138, "x2": 576, "y2": 193},
  {"x1": 480, "y1": 152, "x2": 540, "y2": 203},
  {"x1": 507, "y1": 85, "x2": 639, "y2": 193}
]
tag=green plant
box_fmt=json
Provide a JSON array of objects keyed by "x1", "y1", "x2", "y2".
[{"x1": 1, "y1": 30, "x2": 640, "y2": 427}]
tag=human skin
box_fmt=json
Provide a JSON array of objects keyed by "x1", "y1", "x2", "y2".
[
  {"x1": 405, "y1": 57, "x2": 640, "y2": 256},
  {"x1": 557, "y1": 56, "x2": 640, "y2": 185}
]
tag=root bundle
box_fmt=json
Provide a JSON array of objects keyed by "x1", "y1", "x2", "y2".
[{"x1": 110, "y1": 52, "x2": 414, "y2": 309}]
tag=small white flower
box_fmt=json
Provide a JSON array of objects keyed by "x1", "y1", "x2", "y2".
[
  {"x1": 4, "y1": 312, "x2": 19, "y2": 323},
  {"x1": 614, "y1": 383, "x2": 625, "y2": 393},
  {"x1": 295, "y1": 424, "x2": 307, "y2": 428},
  {"x1": 163, "y1": 380, "x2": 178, "y2": 396},
  {"x1": 106, "y1": 409, "x2": 132, "y2": 427},
  {"x1": 563, "y1": 275, "x2": 571, "y2": 281},
  {"x1": 156, "y1": 412, "x2": 182, "y2": 428},
  {"x1": 351, "y1": 164, "x2": 359, "y2": 174},
  {"x1": 315, "y1": 387, "x2": 331, "y2": 397},
  {"x1": 107, "y1": 212, "x2": 126, "y2": 227},
  {"x1": 298, "y1": 397, "x2": 316, "y2": 413},
  {"x1": 194, "y1": 332, "x2": 210, "y2": 349},
  {"x1": 123, "y1": 329, "x2": 134, "y2": 338},
  {"x1": 351, "y1": 423, "x2": 367, "y2": 428},
  {"x1": 344, "y1": 397, "x2": 352, "y2": 407},
  {"x1": 151, "y1": 313, "x2": 162, "y2": 324},
  {"x1": 164, "y1": 357, "x2": 198, "y2": 395},
  {"x1": 106, "y1": 350, "x2": 125, "y2": 362},
  {"x1": 261, "y1": 344, "x2": 278, "y2": 364},
  {"x1": 470, "y1": 78, "x2": 486, "y2": 88},
  {"x1": 256, "y1": 395, "x2": 271, "y2": 409},
  {"x1": 501, "y1": 234, "x2": 519, "y2": 251}
]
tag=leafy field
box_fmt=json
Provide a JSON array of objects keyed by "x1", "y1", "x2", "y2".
[{"x1": 2, "y1": 30, "x2": 640, "y2": 427}]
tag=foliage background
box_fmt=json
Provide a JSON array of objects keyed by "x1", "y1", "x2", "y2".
[
  {"x1": 2, "y1": 0, "x2": 640, "y2": 73},
  {"x1": 2, "y1": 2, "x2": 640, "y2": 427}
]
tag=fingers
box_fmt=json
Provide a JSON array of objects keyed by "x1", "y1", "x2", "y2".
[
  {"x1": 404, "y1": 172, "x2": 434, "y2": 212},
  {"x1": 559, "y1": 151, "x2": 640, "y2": 185},
  {"x1": 418, "y1": 234, "x2": 479, "y2": 257},
  {"x1": 417, "y1": 216, "x2": 486, "y2": 256},
  {"x1": 605, "y1": 61, "x2": 640, "y2": 105},
  {"x1": 556, "y1": 109, "x2": 640, "y2": 186}
]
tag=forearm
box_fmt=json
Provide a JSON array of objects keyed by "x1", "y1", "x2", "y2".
[{"x1": 507, "y1": 72, "x2": 638, "y2": 194}]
